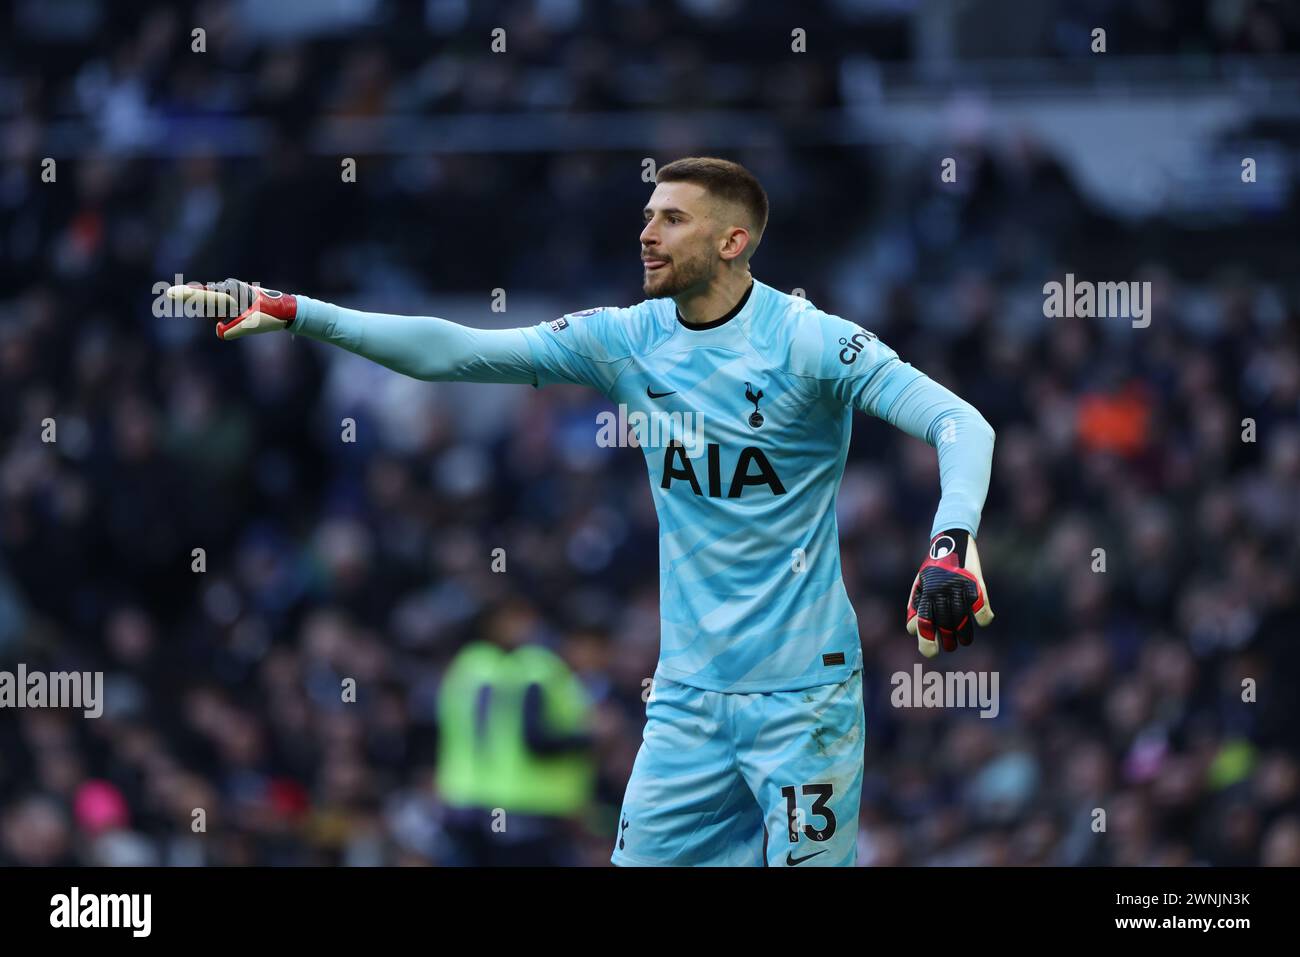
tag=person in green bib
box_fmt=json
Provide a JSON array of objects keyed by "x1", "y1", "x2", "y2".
[{"x1": 436, "y1": 602, "x2": 596, "y2": 865}]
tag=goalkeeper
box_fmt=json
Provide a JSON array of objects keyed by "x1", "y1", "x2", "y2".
[{"x1": 167, "y1": 156, "x2": 994, "y2": 867}]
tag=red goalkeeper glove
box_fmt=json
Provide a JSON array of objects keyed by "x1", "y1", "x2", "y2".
[
  {"x1": 165, "y1": 278, "x2": 297, "y2": 340},
  {"x1": 906, "y1": 529, "x2": 993, "y2": 658}
]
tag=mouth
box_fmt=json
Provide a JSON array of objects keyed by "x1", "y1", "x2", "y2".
[{"x1": 642, "y1": 258, "x2": 668, "y2": 271}]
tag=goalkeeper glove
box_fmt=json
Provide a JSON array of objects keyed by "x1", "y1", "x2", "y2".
[
  {"x1": 906, "y1": 529, "x2": 993, "y2": 658},
  {"x1": 165, "y1": 278, "x2": 297, "y2": 339}
]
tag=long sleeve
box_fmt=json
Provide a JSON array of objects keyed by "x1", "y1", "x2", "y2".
[
  {"x1": 790, "y1": 299, "x2": 995, "y2": 539},
  {"x1": 873, "y1": 369, "x2": 996, "y2": 538},
  {"x1": 290, "y1": 295, "x2": 541, "y2": 385}
]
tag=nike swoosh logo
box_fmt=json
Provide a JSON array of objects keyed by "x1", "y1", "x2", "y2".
[
  {"x1": 646, "y1": 387, "x2": 676, "y2": 399},
  {"x1": 785, "y1": 849, "x2": 827, "y2": 866}
]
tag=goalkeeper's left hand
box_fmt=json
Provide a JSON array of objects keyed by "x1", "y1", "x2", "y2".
[
  {"x1": 164, "y1": 278, "x2": 298, "y2": 339},
  {"x1": 906, "y1": 529, "x2": 993, "y2": 658}
]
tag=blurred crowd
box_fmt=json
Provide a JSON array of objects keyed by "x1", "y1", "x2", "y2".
[{"x1": 1, "y1": 1, "x2": 1299, "y2": 866}]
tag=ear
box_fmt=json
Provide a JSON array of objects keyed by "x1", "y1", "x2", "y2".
[{"x1": 719, "y1": 225, "x2": 751, "y2": 262}]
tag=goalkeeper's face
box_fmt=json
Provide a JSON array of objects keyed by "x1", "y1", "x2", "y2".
[{"x1": 640, "y1": 181, "x2": 738, "y2": 299}]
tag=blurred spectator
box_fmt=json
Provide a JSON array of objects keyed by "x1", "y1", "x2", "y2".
[{"x1": 435, "y1": 601, "x2": 596, "y2": 866}]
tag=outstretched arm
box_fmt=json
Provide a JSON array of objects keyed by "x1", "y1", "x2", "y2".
[
  {"x1": 166, "y1": 278, "x2": 631, "y2": 395},
  {"x1": 167, "y1": 278, "x2": 540, "y2": 385},
  {"x1": 291, "y1": 295, "x2": 539, "y2": 386}
]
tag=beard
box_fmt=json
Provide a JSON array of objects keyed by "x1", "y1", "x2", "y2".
[{"x1": 642, "y1": 251, "x2": 714, "y2": 298}]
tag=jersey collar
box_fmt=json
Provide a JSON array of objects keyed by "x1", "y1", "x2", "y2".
[{"x1": 675, "y1": 279, "x2": 755, "y2": 331}]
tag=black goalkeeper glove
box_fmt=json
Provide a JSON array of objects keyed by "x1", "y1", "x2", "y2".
[
  {"x1": 906, "y1": 529, "x2": 994, "y2": 658},
  {"x1": 165, "y1": 278, "x2": 298, "y2": 340}
]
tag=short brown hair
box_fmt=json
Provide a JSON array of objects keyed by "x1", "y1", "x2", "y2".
[{"x1": 656, "y1": 156, "x2": 769, "y2": 244}]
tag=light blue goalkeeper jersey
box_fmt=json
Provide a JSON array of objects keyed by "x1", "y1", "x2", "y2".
[{"x1": 292, "y1": 278, "x2": 994, "y2": 693}]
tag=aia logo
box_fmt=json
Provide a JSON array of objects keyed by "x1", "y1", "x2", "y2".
[
  {"x1": 661, "y1": 442, "x2": 786, "y2": 498},
  {"x1": 837, "y1": 326, "x2": 878, "y2": 364}
]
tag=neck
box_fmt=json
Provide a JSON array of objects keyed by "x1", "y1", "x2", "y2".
[{"x1": 675, "y1": 268, "x2": 754, "y2": 326}]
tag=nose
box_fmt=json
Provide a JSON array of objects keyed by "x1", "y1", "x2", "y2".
[{"x1": 639, "y1": 220, "x2": 657, "y2": 248}]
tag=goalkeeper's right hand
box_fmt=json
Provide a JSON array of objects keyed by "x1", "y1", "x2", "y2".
[{"x1": 165, "y1": 278, "x2": 298, "y2": 339}]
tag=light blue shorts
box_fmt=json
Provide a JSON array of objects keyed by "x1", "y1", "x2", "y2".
[{"x1": 612, "y1": 668, "x2": 864, "y2": 867}]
